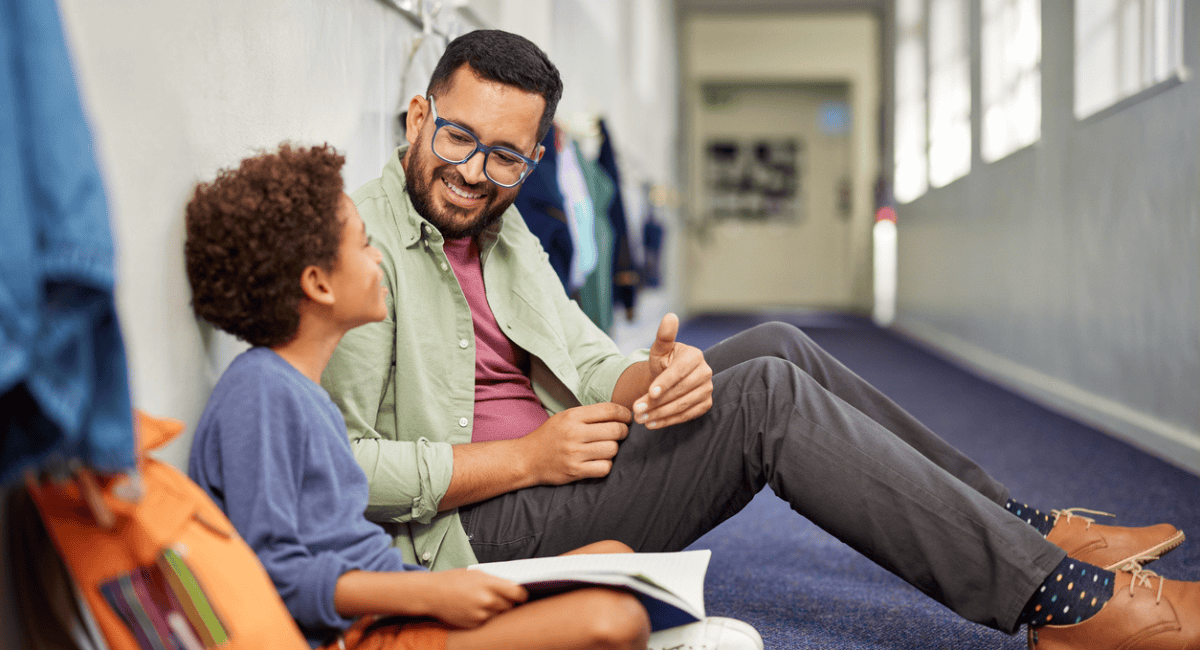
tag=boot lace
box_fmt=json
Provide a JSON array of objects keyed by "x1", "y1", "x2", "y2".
[
  {"x1": 1050, "y1": 507, "x2": 1115, "y2": 530},
  {"x1": 1122, "y1": 558, "x2": 1166, "y2": 602}
]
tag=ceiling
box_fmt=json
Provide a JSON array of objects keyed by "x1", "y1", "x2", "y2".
[{"x1": 678, "y1": 0, "x2": 886, "y2": 14}]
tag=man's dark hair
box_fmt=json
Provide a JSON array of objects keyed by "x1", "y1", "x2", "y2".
[
  {"x1": 427, "y1": 29, "x2": 563, "y2": 142},
  {"x1": 184, "y1": 143, "x2": 345, "y2": 348}
]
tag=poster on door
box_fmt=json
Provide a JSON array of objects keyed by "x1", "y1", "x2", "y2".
[{"x1": 704, "y1": 138, "x2": 803, "y2": 222}]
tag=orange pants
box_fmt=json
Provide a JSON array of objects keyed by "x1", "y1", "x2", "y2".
[{"x1": 323, "y1": 616, "x2": 449, "y2": 650}]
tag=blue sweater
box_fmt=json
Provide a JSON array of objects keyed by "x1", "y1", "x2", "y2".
[{"x1": 188, "y1": 348, "x2": 421, "y2": 646}]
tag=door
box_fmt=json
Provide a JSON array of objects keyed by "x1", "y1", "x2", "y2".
[{"x1": 685, "y1": 81, "x2": 856, "y2": 312}]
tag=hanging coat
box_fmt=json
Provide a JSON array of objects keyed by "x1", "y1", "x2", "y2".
[
  {"x1": 597, "y1": 119, "x2": 640, "y2": 317},
  {"x1": 514, "y1": 125, "x2": 574, "y2": 292}
]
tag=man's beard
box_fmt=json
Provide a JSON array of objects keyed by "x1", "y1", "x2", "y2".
[{"x1": 404, "y1": 141, "x2": 515, "y2": 240}]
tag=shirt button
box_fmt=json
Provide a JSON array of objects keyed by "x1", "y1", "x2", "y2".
[
  {"x1": 459, "y1": 339, "x2": 469, "y2": 349},
  {"x1": 441, "y1": 262, "x2": 449, "y2": 272},
  {"x1": 459, "y1": 417, "x2": 469, "y2": 427},
  {"x1": 421, "y1": 551, "x2": 431, "y2": 562}
]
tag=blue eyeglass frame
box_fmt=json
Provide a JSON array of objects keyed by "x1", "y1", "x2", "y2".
[{"x1": 426, "y1": 95, "x2": 539, "y2": 188}]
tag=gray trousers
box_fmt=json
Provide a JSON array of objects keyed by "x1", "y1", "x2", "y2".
[{"x1": 458, "y1": 322, "x2": 1064, "y2": 633}]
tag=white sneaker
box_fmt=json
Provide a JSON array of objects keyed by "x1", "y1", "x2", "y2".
[{"x1": 646, "y1": 617, "x2": 764, "y2": 650}]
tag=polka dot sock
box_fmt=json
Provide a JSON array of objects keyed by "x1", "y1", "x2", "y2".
[
  {"x1": 1006, "y1": 499, "x2": 1055, "y2": 536},
  {"x1": 1018, "y1": 555, "x2": 1115, "y2": 627}
]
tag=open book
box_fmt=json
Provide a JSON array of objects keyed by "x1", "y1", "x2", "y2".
[{"x1": 470, "y1": 550, "x2": 710, "y2": 631}]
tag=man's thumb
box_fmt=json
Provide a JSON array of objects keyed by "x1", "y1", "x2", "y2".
[{"x1": 651, "y1": 313, "x2": 680, "y2": 355}]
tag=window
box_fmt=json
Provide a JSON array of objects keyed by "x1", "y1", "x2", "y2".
[
  {"x1": 1075, "y1": 0, "x2": 1184, "y2": 119},
  {"x1": 981, "y1": 0, "x2": 1041, "y2": 162},
  {"x1": 894, "y1": 0, "x2": 928, "y2": 203},
  {"x1": 927, "y1": 0, "x2": 971, "y2": 187}
]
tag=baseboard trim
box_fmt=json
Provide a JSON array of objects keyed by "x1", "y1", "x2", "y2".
[{"x1": 892, "y1": 319, "x2": 1200, "y2": 477}]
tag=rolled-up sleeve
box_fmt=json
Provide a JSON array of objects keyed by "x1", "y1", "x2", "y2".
[{"x1": 352, "y1": 435, "x2": 453, "y2": 524}]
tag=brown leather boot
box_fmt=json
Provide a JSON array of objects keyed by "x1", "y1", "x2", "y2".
[
  {"x1": 1046, "y1": 508, "x2": 1185, "y2": 571},
  {"x1": 1028, "y1": 567, "x2": 1200, "y2": 649}
]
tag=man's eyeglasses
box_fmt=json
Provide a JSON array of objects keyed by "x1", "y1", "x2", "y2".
[{"x1": 426, "y1": 95, "x2": 538, "y2": 188}]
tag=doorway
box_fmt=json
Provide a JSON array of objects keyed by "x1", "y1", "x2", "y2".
[{"x1": 685, "y1": 81, "x2": 856, "y2": 311}]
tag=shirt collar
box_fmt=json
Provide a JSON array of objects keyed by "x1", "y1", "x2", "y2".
[{"x1": 383, "y1": 145, "x2": 433, "y2": 249}]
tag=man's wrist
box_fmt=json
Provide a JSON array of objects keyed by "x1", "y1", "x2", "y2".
[
  {"x1": 443, "y1": 438, "x2": 540, "y2": 510},
  {"x1": 508, "y1": 434, "x2": 540, "y2": 488},
  {"x1": 611, "y1": 360, "x2": 651, "y2": 408}
]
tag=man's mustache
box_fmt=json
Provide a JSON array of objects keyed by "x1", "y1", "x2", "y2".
[{"x1": 439, "y1": 168, "x2": 493, "y2": 198}]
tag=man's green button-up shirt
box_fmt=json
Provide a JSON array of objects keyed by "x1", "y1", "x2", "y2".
[{"x1": 322, "y1": 147, "x2": 646, "y2": 570}]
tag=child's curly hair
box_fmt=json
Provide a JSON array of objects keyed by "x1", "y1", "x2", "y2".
[{"x1": 185, "y1": 143, "x2": 346, "y2": 348}]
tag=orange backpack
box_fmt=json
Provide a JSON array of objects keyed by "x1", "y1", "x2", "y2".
[{"x1": 24, "y1": 411, "x2": 308, "y2": 650}]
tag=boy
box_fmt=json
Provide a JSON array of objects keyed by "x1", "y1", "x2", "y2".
[{"x1": 182, "y1": 143, "x2": 671, "y2": 650}]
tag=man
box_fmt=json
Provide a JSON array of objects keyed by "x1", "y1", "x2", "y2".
[
  {"x1": 185, "y1": 142, "x2": 664, "y2": 650},
  {"x1": 323, "y1": 29, "x2": 1199, "y2": 648}
]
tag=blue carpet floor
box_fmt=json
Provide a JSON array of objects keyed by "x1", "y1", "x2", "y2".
[{"x1": 676, "y1": 312, "x2": 1200, "y2": 649}]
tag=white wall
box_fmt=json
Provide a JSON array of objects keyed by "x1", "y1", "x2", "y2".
[
  {"x1": 54, "y1": 0, "x2": 680, "y2": 471},
  {"x1": 58, "y1": 0, "x2": 424, "y2": 469},
  {"x1": 893, "y1": 3, "x2": 1200, "y2": 474}
]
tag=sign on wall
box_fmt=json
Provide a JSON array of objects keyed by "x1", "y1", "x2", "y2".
[{"x1": 704, "y1": 138, "x2": 803, "y2": 222}]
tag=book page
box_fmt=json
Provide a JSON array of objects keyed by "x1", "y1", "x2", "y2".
[{"x1": 470, "y1": 550, "x2": 711, "y2": 614}]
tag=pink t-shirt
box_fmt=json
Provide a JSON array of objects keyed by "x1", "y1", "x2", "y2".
[{"x1": 442, "y1": 236, "x2": 551, "y2": 442}]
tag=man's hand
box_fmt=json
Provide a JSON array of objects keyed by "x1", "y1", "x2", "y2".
[
  {"x1": 440, "y1": 402, "x2": 631, "y2": 509},
  {"x1": 633, "y1": 313, "x2": 713, "y2": 429},
  {"x1": 420, "y1": 569, "x2": 529, "y2": 628},
  {"x1": 518, "y1": 402, "x2": 632, "y2": 485}
]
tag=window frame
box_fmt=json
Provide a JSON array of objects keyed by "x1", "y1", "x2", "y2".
[
  {"x1": 1073, "y1": 0, "x2": 1186, "y2": 122},
  {"x1": 894, "y1": 0, "x2": 930, "y2": 204},
  {"x1": 980, "y1": 0, "x2": 1042, "y2": 163}
]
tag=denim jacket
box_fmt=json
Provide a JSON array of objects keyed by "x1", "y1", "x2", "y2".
[{"x1": 0, "y1": 0, "x2": 135, "y2": 482}]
